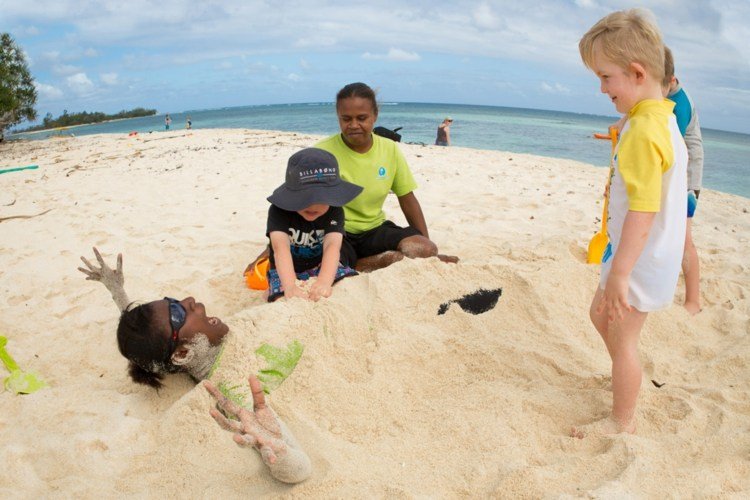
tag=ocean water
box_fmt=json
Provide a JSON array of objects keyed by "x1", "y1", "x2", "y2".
[{"x1": 10, "y1": 102, "x2": 748, "y2": 198}]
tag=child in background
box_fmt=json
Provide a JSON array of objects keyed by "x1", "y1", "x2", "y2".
[
  {"x1": 663, "y1": 46, "x2": 705, "y2": 315},
  {"x1": 264, "y1": 148, "x2": 363, "y2": 302},
  {"x1": 575, "y1": 9, "x2": 687, "y2": 436}
]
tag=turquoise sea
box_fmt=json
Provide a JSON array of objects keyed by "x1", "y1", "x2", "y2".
[{"x1": 10, "y1": 102, "x2": 749, "y2": 198}]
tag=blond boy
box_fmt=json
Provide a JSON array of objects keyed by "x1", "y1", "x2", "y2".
[{"x1": 575, "y1": 9, "x2": 687, "y2": 436}]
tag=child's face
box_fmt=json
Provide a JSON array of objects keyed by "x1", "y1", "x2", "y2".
[
  {"x1": 297, "y1": 204, "x2": 330, "y2": 221},
  {"x1": 591, "y1": 48, "x2": 640, "y2": 114}
]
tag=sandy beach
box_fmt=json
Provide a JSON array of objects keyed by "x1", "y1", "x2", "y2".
[{"x1": 0, "y1": 129, "x2": 748, "y2": 497}]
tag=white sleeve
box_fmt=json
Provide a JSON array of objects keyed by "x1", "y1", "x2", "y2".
[{"x1": 684, "y1": 110, "x2": 704, "y2": 192}]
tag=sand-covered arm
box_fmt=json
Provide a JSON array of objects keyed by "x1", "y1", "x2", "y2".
[
  {"x1": 205, "y1": 376, "x2": 312, "y2": 484},
  {"x1": 78, "y1": 247, "x2": 130, "y2": 312},
  {"x1": 264, "y1": 409, "x2": 312, "y2": 483}
]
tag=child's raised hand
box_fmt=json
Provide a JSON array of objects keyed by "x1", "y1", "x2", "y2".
[
  {"x1": 598, "y1": 273, "x2": 632, "y2": 322},
  {"x1": 78, "y1": 247, "x2": 130, "y2": 312},
  {"x1": 308, "y1": 281, "x2": 332, "y2": 302},
  {"x1": 78, "y1": 247, "x2": 123, "y2": 288}
]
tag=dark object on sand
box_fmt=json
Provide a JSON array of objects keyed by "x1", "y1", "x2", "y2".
[
  {"x1": 651, "y1": 379, "x2": 665, "y2": 388},
  {"x1": 438, "y1": 288, "x2": 503, "y2": 315},
  {"x1": 373, "y1": 126, "x2": 402, "y2": 142}
]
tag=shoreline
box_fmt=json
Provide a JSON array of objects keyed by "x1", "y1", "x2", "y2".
[
  {"x1": 5, "y1": 127, "x2": 747, "y2": 199},
  {"x1": 9, "y1": 114, "x2": 158, "y2": 136}
]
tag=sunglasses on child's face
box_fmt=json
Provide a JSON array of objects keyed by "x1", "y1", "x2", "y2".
[{"x1": 164, "y1": 297, "x2": 186, "y2": 358}]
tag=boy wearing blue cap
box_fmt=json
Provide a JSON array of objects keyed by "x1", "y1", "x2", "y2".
[{"x1": 264, "y1": 148, "x2": 363, "y2": 302}]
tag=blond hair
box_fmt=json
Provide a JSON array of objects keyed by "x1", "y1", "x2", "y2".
[
  {"x1": 579, "y1": 9, "x2": 665, "y2": 83},
  {"x1": 663, "y1": 46, "x2": 675, "y2": 88}
]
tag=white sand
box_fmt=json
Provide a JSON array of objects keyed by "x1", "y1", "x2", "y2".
[{"x1": 0, "y1": 129, "x2": 748, "y2": 497}]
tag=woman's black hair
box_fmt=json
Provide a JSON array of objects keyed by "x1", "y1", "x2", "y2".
[
  {"x1": 336, "y1": 82, "x2": 378, "y2": 115},
  {"x1": 116, "y1": 302, "x2": 179, "y2": 389}
]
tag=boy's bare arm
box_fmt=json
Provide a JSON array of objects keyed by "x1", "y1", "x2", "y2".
[
  {"x1": 599, "y1": 210, "x2": 656, "y2": 320},
  {"x1": 309, "y1": 233, "x2": 342, "y2": 301},
  {"x1": 269, "y1": 231, "x2": 307, "y2": 300}
]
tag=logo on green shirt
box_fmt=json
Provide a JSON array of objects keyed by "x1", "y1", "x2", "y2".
[{"x1": 377, "y1": 166, "x2": 386, "y2": 178}]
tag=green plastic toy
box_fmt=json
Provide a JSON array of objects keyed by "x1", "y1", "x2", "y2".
[{"x1": 0, "y1": 336, "x2": 47, "y2": 394}]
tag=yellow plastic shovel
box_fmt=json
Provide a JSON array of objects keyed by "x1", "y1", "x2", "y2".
[{"x1": 587, "y1": 127, "x2": 618, "y2": 264}]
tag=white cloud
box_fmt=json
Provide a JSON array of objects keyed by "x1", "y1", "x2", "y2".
[
  {"x1": 287, "y1": 73, "x2": 302, "y2": 82},
  {"x1": 540, "y1": 82, "x2": 571, "y2": 94},
  {"x1": 42, "y1": 51, "x2": 60, "y2": 62},
  {"x1": 66, "y1": 73, "x2": 94, "y2": 94},
  {"x1": 13, "y1": 25, "x2": 39, "y2": 36},
  {"x1": 295, "y1": 35, "x2": 337, "y2": 48},
  {"x1": 100, "y1": 72, "x2": 118, "y2": 85},
  {"x1": 362, "y1": 48, "x2": 420, "y2": 62},
  {"x1": 53, "y1": 64, "x2": 81, "y2": 76},
  {"x1": 35, "y1": 82, "x2": 64, "y2": 100},
  {"x1": 473, "y1": 3, "x2": 500, "y2": 30},
  {"x1": 84, "y1": 48, "x2": 98, "y2": 57},
  {"x1": 244, "y1": 61, "x2": 271, "y2": 75},
  {"x1": 300, "y1": 58, "x2": 311, "y2": 70}
]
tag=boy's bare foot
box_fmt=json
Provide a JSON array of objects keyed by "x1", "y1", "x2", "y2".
[
  {"x1": 570, "y1": 416, "x2": 635, "y2": 439},
  {"x1": 683, "y1": 301, "x2": 701, "y2": 316},
  {"x1": 437, "y1": 254, "x2": 459, "y2": 264}
]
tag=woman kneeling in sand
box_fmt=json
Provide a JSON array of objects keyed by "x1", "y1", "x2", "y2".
[{"x1": 78, "y1": 247, "x2": 311, "y2": 484}]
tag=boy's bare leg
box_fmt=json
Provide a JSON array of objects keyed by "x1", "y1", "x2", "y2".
[
  {"x1": 609, "y1": 307, "x2": 647, "y2": 432},
  {"x1": 589, "y1": 288, "x2": 614, "y2": 358},
  {"x1": 682, "y1": 220, "x2": 701, "y2": 315},
  {"x1": 574, "y1": 288, "x2": 647, "y2": 437}
]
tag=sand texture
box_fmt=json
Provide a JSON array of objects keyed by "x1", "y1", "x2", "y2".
[{"x1": 1, "y1": 129, "x2": 748, "y2": 497}]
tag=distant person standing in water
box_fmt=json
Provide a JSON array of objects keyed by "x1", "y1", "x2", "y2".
[
  {"x1": 435, "y1": 117, "x2": 452, "y2": 146},
  {"x1": 186, "y1": 116, "x2": 192, "y2": 130},
  {"x1": 165, "y1": 114, "x2": 172, "y2": 130}
]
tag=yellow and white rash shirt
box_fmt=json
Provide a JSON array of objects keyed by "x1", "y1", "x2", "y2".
[{"x1": 601, "y1": 99, "x2": 688, "y2": 311}]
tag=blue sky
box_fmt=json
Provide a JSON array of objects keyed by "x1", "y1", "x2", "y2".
[{"x1": 3, "y1": 0, "x2": 749, "y2": 133}]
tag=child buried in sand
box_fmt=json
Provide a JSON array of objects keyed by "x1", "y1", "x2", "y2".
[
  {"x1": 260, "y1": 147, "x2": 363, "y2": 302},
  {"x1": 574, "y1": 9, "x2": 687, "y2": 437},
  {"x1": 78, "y1": 248, "x2": 311, "y2": 483}
]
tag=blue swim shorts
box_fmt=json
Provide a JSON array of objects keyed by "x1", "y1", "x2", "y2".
[
  {"x1": 687, "y1": 191, "x2": 698, "y2": 218},
  {"x1": 266, "y1": 263, "x2": 358, "y2": 302}
]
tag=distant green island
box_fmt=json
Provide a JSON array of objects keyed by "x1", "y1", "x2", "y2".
[{"x1": 20, "y1": 107, "x2": 157, "y2": 132}]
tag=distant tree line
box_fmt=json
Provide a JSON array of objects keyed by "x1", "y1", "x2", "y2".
[{"x1": 20, "y1": 107, "x2": 157, "y2": 132}]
